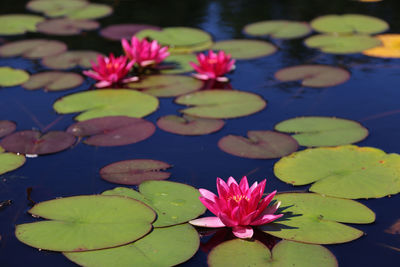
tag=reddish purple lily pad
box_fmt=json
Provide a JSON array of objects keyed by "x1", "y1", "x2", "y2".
[
  {"x1": 0, "y1": 39, "x2": 67, "y2": 59},
  {"x1": 0, "y1": 130, "x2": 75, "y2": 155},
  {"x1": 157, "y1": 115, "x2": 224, "y2": 136},
  {"x1": 0, "y1": 120, "x2": 16, "y2": 138},
  {"x1": 218, "y1": 130, "x2": 299, "y2": 159},
  {"x1": 66, "y1": 116, "x2": 155, "y2": 147},
  {"x1": 42, "y1": 50, "x2": 102, "y2": 69},
  {"x1": 100, "y1": 159, "x2": 172, "y2": 185},
  {"x1": 100, "y1": 24, "x2": 161, "y2": 41},
  {"x1": 22, "y1": 71, "x2": 84, "y2": 91},
  {"x1": 37, "y1": 18, "x2": 99, "y2": 36}
]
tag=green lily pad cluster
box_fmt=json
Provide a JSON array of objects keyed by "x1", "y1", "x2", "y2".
[{"x1": 243, "y1": 20, "x2": 312, "y2": 39}]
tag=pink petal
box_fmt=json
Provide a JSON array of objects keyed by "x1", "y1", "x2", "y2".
[
  {"x1": 216, "y1": 76, "x2": 229, "y2": 82},
  {"x1": 227, "y1": 176, "x2": 238, "y2": 187},
  {"x1": 218, "y1": 212, "x2": 238, "y2": 227},
  {"x1": 250, "y1": 214, "x2": 283, "y2": 226},
  {"x1": 239, "y1": 176, "x2": 249, "y2": 192},
  {"x1": 232, "y1": 226, "x2": 254, "y2": 239},
  {"x1": 192, "y1": 73, "x2": 210, "y2": 80},
  {"x1": 199, "y1": 197, "x2": 221, "y2": 216},
  {"x1": 189, "y1": 217, "x2": 226, "y2": 228},
  {"x1": 122, "y1": 76, "x2": 139, "y2": 83},
  {"x1": 199, "y1": 189, "x2": 218, "y2": 201},
  {"x1": 216, "y1": 177, "x2": 229, "y2": 199},
  {"x1": 95, "y1": 80, "x2": 112, "y2": 88}
]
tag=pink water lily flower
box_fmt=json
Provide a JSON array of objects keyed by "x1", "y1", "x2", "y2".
[
  {"x1": 122, "y1": 36, "x2": 170, "y2": 67},
  {"x1": 83, "y1": 53, "x2": 138, "y2": 88},
  {"x1": 189, "y1": 176, "x2": 283, "y2": 239},
  {"x1": 190, "y1": 50, "x2": 235, "y2": 82}
]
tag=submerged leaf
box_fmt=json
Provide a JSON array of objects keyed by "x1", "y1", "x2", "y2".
[
  {"x1": 0, "y1": 120, "x2": 16, "y2": 138},
  {"x1": 37, "y1": 18, "x2": 99, "y2": 35},
  {"x1": 100, "y1": 24, "x2": 161, "y2": 41},
  {"x1": 42, "y1": 50, "x2": 103, "y2": 69},
  {"x1": 0, "y1": 39, "x2": 67, "y2": 59},
  {"x1": 22, "y1": 71, "x2": 84, "y2": 91}
]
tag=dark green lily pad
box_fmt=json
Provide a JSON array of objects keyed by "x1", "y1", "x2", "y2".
[
  {"x1": 208, "y1": 239, "x2": 338, "y2": 267},
  {"x1": 160, "y1": 54, "x2": 196, "y2": 74},
  {"x1": 42, "y1": 50, "x2": 102, "y2": 69},
  {"x1": 100, "y1": 159, "x2": 171, "y2": 185},
  {"x1": 243, "y1": 20, "x2": 312, "y2": 39},
  {"x1": 26, "y1": 0, "x2": 88, "y2": 17},
  {"x1": 67, "y1": 116, "x2": 155, "y2": 147},
  {"x1": 212, "y1": 39, "x2": 277, "y2": 59},
  {"x1": 0, "y1": 14, "x2": 44, "y2": 35},
  {"x1": 274, "y1": 65, "x2": 350, "y2": 88},
  {"x1": 175, "y1": 90, "x2": 266, "y2": 119},
  {"x1": 53, "y1": 89, "x2": 159, "y2": 121},
  {"x1": 0, "y1": 67, "x2": 30, "y2": 87},
  {"x1": 0, "y1": 39, "x2": 67, "y2": 59},
  {"x1": 275, "y1": 116, "x2": 368, "y2": 147},
  {"x1": 64, "y1": 224, "x2": 199, "y2": 267},
  {"x1": 0, "y1": 148, "x2": 26, "y2": 175},
  {"x1": 218, "y1": 130, "x2": 298, "y2": 159},
  {"x1": 22, "y1": 71, "x2": 84, "y2": 91},
  {"x1": 15, "y1": 195, "x2": 155, "y2": 252},
  {"x1": 274, "y1": 145, "x2": 400, "y2": 199},
  {"x1": 261, "y1": 193, "x2": 375, "y2": 244},
  {"x1": 37, "y1": 18, "x2": 99, "y2": 35},
  {"x1": 102, "y1": 181, "x2": 206, "y2": 227},
  {"x1": 157, "y1": 115, "x2": 225, "y2": 136},
  {"x1": 0, "y1": 121, "x2": 16, "y2": 138},
  {"x1": 100, "y1": 24, "x2": 161, "y2": 41},
  {"x1": 66, "y1": 3, "x2": 113, "y2": 20},
  {"x1": 127, "y1": 75, "x2": 202, "y2": 97}
]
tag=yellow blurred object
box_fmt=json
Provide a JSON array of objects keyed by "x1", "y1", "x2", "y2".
[{"x1": 363, "y1": 34, "x2": 400, "y2": 58}]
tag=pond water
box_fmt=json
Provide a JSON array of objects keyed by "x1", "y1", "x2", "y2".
[{"x1": 1, "y1": 0, "x2": 400, "y2": 266}]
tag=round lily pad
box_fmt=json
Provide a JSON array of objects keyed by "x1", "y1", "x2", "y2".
[
  {"x1": 42, "y1": 51, "x2": 102, "y2": 69},
  {"x1": 0, "y1": 67, "x2": 30, "y2": 87},
  {"x1": 0, "y1": 14, "x2": 44, "y2": 35},
  {"x1": 274, "y1": 145, "x2": 400, "y2": 199},
  {"x1": 15, "y1": 195, "x2": 156, "y2": 252},
  {"x1": 26, "y1": 0, "x2": 88, "y2": 17},
  {"x1": 64, "y1": 224, "x2": 199, "y2": 267},
  {"x1": 0, "y1": 151, "x2": 25, "y2": 175},
  {"x1": 304, "y1": 34, "x2": 381, "y2": 54},
  {"x1": 157, "y1": 115, "x2": 225, "y2": 136},
  {"x1": 66, "y1": 116, "x2": 155, "y2": 147},
  {"x1": 53, "y1": 89, "x2": 159, "y2": 121},
  {"x1": 100, "y1": 159, "x2": 171, "y2": 185},
  {"x1": 218, "y1": 130, "x2": 299, "y2": 159},
  {"x1": 66, "y1": 3, "x2": 113, "y2": 20},
  {"x1": 208, "y1": 239, "x2": 337, "y2": 267},
  {"x1": 274, "y1": 65, "x2": 350, "y2": 88},
  {"x1": 100, "y1": 24, "x2": 161, "y2": 41},
  {"x1": 363, "y1": 34, "x2": 400, "y2": 58},
  {"x1": 275, "y1": 116, "x2": 368, "y2": 147},
  {"x1": 127, "y1": 75, "x2": 203, "y2": 98},
  {"x1": 22, "y1": 71, "x2": 84, "y2": 91},
  {"x1": 243, "y1": 20, "x2": 312, "y2": 39},
  {"x1": 0, "y1": 120, "x2": 16, "y2": 138},
  {"x1": 212, "y1": 39, "x2": 277, "y2": 59},
  {"x1": 0, "y1": 39, "x2": 67, "y2": 59},
  {"x1": 175, "y1": 90, "x2": 266, "y2": 119},
  {"x1": 260, "y1": 193, "x2": 375, "y2": 244},
  {"x1": 37, "y1": 18, "x2": 99, "y2": 35},
  {"x1": 160, "y1": 54, "x2": 196, "y2": 74},
  {"x1": 310, "y1": 14, "x2": 389, "y2": 34},
  {"x1": 102, "y1": 181, "x2": 206, "y2": 227}
]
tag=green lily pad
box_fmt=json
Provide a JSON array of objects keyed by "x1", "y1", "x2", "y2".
[
  {"x1": 157, "y1": 115, "x2": 225, "y2": 135},
  {"x1": 212, "y1": 39, "x2": 277, "y2": 59},
  {"x1": 310, "y1": 14, "x2": 389, "y2": 34},
  {"x1": 0, "y1": 120, "x2": 16, "y2": 138},
  {"x1": 274, "y1": 145, "x2": 400, "y2": 199},
  {"x1": 26, "y1": 0, "x2": 88, "y2": 17},
  {"x1": 37, "y1": 18, "x2": 99, "y2": 35},
  {"x1": 274, "y1": 117, "x2": 368, "y2": 147},
  {"x1": 208, "y1": 239, "x2": 337, "y2": 267},
  {"x1": 261, "y1": 193, "x2": 375, "y2": 244},
  {"x1": 15, "y1": 195, "x2": 156, "y2": 252},
  {"x1": 102, "y1": 181, "x2": 206, "y2": 227},
  {"x1": 22, "y1": 71, "x2": 84, "y2": 91},
  {"x1": 0, "y1": 14, "x2": 44, "y2": 35},
  {"x1": 243, "y1": 20, "x2": 312, "y2": 39},
  {"x1": 0, "y1": 39, "x2": 67, "y2": 59},
  {"x1": 175, "y1": 90, "x2": 266, "y2": 119},
  {"x1": 0, "y1": 67, "x2": 30, "y2": 87},
  {"x1": 160, "y1": 54, "x2": 196, "y2": 74},
  {"x1": 127, "y1": 75, "x2": 203, "y2": 97},
  {"x1": 66, "y1": 3, "x2": 113, "y2": 20},
  {"x1": 0, "y1": 150, "x2": 25, "y2": 175},
  {"x1": 304, "y1": 34, "x2": 381, "y2": 54},
  {"x1": 42, "y1": 50, "x2": 102, "y2": 69},
  {"x1": 64, "y1": 224, "x2": 199, "y2": 267}
]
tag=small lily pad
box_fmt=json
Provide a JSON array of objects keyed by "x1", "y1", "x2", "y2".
[
  {"x1": 100, "y1": 159, "x2": 171, "y2": 185},
  {"x1": 66, "y1": 3, "x2": 113, "y2": 20},
  {"x1": 275, "y1": 116, "x2": 368, "y2": 147},
  {"x1": 363, "y1": 34, "x2": 400, "y2": 58},
  {"x1": 26, "y1": 0, "x2": 88, "y2": 17},
  {"x1": 274, "y1": 65, "x2": 350, "y2": 88},
  {"x1": 157, "y1": 115, "x2": 225, "y2": 135},
  {"x1": 0, "y1": 39, "x2": 67, "y2": 59},
  {"x1": 0, "y1": 14, "x2": 44, "y2": 35},
  {"x1": 218, "y1": 130, "x2": 299, "y2": 159},
  {"x1": 15, "y1": 195, "x2": 155, "y2": 252},
  {"x1": 42, "y1": 50, "x2": 103, "y2": 69},
  {"x1": 0, "y1": 150, "x2": 25, "y2": 175},
  {"x1": 100, "y1": 24, "x2": 161, "y2": 41},
  {"x1": 0, "y1": 67, "x2": 30, "y2": 87},
  {"x1": 0, "y1": 120, "x2": 16, "y2": 138},
  {"x1": 212, "y1": 39, "x2": 277, "y2": 59},
  {"x1": 160, "y1": 54, "x2": 196, "y2": 74},
  {"x1": 37, "y1": 18, "x2": 99, "y2": 35},
  {"x1": 243, "y1": 20, "x2": 312, "y2": 39},
  {"x1": 274, "y1": 145, "x2": 400, "y2": 199},
  {"x1": 53, "y1": 89, "x2": 159, "y2": 121},
  {"x1": 22, "y1": 71, "x2": 84, "y2": 91},
  {"x1": 175, "y1": 90, "x2": 266, "y2": 119},
  {"x1": 67, "y1": 116, "x2": 155, "y2": 147}
]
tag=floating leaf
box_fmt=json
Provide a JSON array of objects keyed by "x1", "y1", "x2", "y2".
[
  {"x1": 22, "y1": 71, "x2": 84, "y2": 91},
  {"x1": 100, "y1": 24, "x2": 161, "y2": 41},
  {"x1": 42, "y1": 50, "x2": 102, "y2": 69},
  {"x1": 127, "y1": 75, "x2": 202, "y2": 97},
  {"x1": 66, "y1": 3, "x2": 113, "y2": 20},
  {"x1": 53, "y1": 89, "x2": 159, "y2": 121},
  {"x1": 274, "y1": 65, "x2": 350, "y2": 88},
  {"x1": 0, "y1": 14, "x2": 44, "y2": 35},
  {"x1": 243, "y1": 20, "x2": 312, "y2": 39},
  {"x1": 26, "y1": 0, "x2": 88, "y2": 17},
  {"x1": 0, "y1": 150, "x2": 25, "y2": 175},
  {"x1": 0, "y1": 120, "x2": 16, "y2": 138},
  {"x1": 160, "y1": 54, "x2": 196, "y2": 74},
  {"x1": 100, "y1": 159, "x2": 171, "y2": 185},
  {"x1": 261, "y1": 193, "x2": 375, "y2": 244},
  {"x1": 15, "y1": 195, "x2": 155, "y2": 252},
  {"x1": 208, "y1": 239, "x2": 337, "y2": 267},
  {"x1": 275, "y1": 116, "x2": 368, "y2": 147},
  {"x1": 0, "y1": 67, "x2": 30, "y2": 87},
  {"x1": 363, "y1": 34, "x2": 400, "y2": 58},
  {"x1": 212, "y1": 39, "x2": 277, "y2": 59},
  {"x1": 274, "y1": 145, "x2": 400, "y2": 199},
  {"x1": 64, "y1": 224, "x2": 199, "y2": 267},
  {"x1": 0, "y1": 39, "x2": 67, "y2": 59},
  {"x1": 67, "y1": 116, "x2": 155, "y2": 147},
  {"x1": 157, "y1": 115, "x2": 225, "y2": 136},
  {"x1": 37, "y1": 18, "x2": 99, "y2": 35},
  {"x1": 385, "y1": 219, "x2": 400, "y2": 235},
  {"x1": 175, "y1": 90, "x2": 266, "y2": 119}
]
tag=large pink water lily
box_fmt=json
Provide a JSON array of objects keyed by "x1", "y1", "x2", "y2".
[
  {"x1": 83, "y1": 53, "x2": 137, "y2": 88},
  {"x1": 189, "y1": 176, "x2": 283, "y2": 239},
  {"x1": 122, "y1": 36, "x2": 170, "y2": 67},
  {"x1": 189, "y1": 50, "x2": 235, "y2": 82}
]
